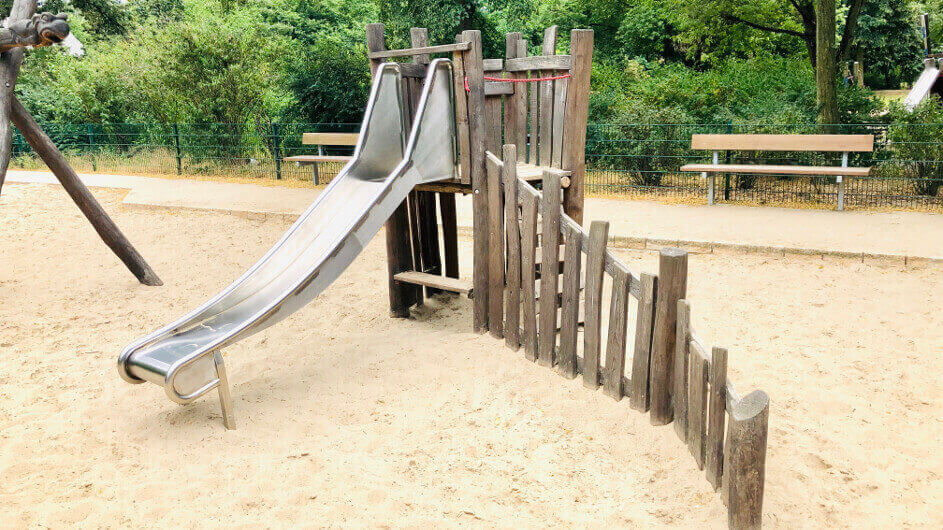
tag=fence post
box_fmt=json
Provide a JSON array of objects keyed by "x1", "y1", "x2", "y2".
[
  {"x1": 726, "y1": 390, "x2": 770, "y2": 530},
  {"x1": 650, "y1": 247, "x2": 688, "y2": 425},
  {"x1": 87, "y1": 124, "x2": 96, "y2": 171},
  {"x1": 272, "y1": 122, "x2": 282, "y2": 180},
  {"x1": 173, "y1": 123, "x2": 182, "y2": 175}
]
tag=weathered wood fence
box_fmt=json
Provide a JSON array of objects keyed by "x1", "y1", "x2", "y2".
[{"x1": 483, "y1": 145, "x2": 771, "y2": 529}]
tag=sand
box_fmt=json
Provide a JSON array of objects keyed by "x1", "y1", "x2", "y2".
[{"x1": 1, "y1": 183, "x2": 941, "y2": 528}]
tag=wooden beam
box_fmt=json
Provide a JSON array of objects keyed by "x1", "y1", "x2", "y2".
[
  {"x1": 0, "y1": 0, "x2": 37, "y2": 193},
  {"x1": 504, "y1": 55, "x2": 573, "y2": 72},
  {"x1": 10, "y1": 97, "x2": 162, "y2": 286},
  {"x1": 691, "y1": 134, "x2": 874, "y2": 152},
  {"x1": 464, "y1": 30, "x2": 489, "y2": 334},
  {"x1": 393, "y1": 271, "x2": 472, "y2": 297},
  {"x1": 367, "y1": 42, "x2": 470, "y2": 59}
]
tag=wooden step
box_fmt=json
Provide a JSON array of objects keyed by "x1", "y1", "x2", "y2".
[{"x1": 393, "y1": 271, "x2": 473, "y2": 297}]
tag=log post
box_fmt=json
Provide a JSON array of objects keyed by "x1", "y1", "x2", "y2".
[
  {"x1": 649, "y1": 248, "x2": 688, "y2": 425},
  {"x1": 463, "y1": 30, "x2": 488, "y2": 333},
  {"x1": 10, "y1": 97, "x2": 162, "y2": 286},
  {"x1": 726, "y1": 390, "x2": 770, "y2": 530},
  {"x1": 0, "y1": 0, "x2": 37, "y2": 194},
  {"x1": 560, "y1": 29, "x2": 593, "y2": 224}
]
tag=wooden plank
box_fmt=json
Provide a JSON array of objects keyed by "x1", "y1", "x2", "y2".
[
  {"x1": 504, "y1": 55, "x2": 573, "y2": 72},
  {"x1": 537, "y1": 169, "x2": 562, "y2": 367},
  {"x1": 558, "y1": 223, "x2": 582, "y2": 378},
  {"x1": 629, "y1": 273, "x2": 657, "y2": 411},
  {"x1": 706, "y1": 346, "x2": 728, "y2": 490},
  {"x1": 680, "y1": 163, "x2": 871, "y2": 177},
  {"x1": 688, "y1": 352, "x2": 708, "y2": 469},
  {"x1": 485, "y1": 95, "x2": 503, "y2": 154},
  {"x1": 398, "y1": 62, "x2": 427, "y2": 78},
  {"x1": 649, "y1": 248, "x2": 688, "y2": 425},
  {"x1": 365, "y1": 23, "x2": 386, "y2": 76},
  {"x1": 550, "y1": 72, "x2": 568, "y2": 168},
  {"x1": 560, "y1": 29, "x2": 593, "y2": 224},
  {"x1": 582, "y1": 221, "x2": 609, "y2": 389},
  {"x1": 603, "y1": 268, "x2": 630, "y2": 400},
  {"x1": 487, "y1": 152, "x2": 505, "y2": 339},
  {"x1": 521, "y1": 193, "x2": 539, "y2": 360},
  {"x1": 527, "y1": 49, "x2": 539, "y2": 165},
  {"x1": 537, "y1": 26, "x2": 557, "y2": 166},
  {"x1": 504, "y1": 145, "x2": 521, "y2": 350},
  {"x1": 368, "y1": 42, "x2": 470, "y2": 59},
  {"x1": 504, "y1": 34, "x2": 527, "y2": 163},
  {"x1": 452, "y1": 36, "x2": 471, "y2": 185},
  {"x1": 393, "y1": 271, "x2": 472, "y2": 296},
  {"x1": 691, "y1": 133, "x2": 874, "y2": 152},
  {"x1": 485, "y1": 82, "x2": 514, "y2": 96},
  {"x1": 483, "y1": 58, "x2": 504, "y2": 71},
  {"x1": 463, "y1": 30, "x2": 489, "y2": 333},
  {"x1": 439, "y1": 192, "x2": 459, "y2": 279},
  {"x1": 726, "y1": 390, "x2": 770, "y2": 530},
  {"x1": 673, "y1": 300, "x2": 691, "y2": 440},
  {"x1": 302, "y1": 132, "x2": 359, "y2": 145}
]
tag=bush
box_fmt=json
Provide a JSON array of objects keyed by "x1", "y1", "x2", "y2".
[{"x1": 886, "y1": 98, "x2": 943, "y2": 197}]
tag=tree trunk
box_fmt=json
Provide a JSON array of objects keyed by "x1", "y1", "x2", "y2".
[
  {"x1": 0, "y1": 0, "x2": 37, "y2": 196},
  {"x1": 815, "y1": 0, "x2": 839, "y2": 128}
]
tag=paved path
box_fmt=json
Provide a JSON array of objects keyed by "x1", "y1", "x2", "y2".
[{"x1": 6, "y1": 170, "x2": 942, "y2": 261}]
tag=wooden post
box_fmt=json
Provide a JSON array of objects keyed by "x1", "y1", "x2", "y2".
[
  {"x1": 706, "y1": 346, "x2": 728, "y2": 490},
  {"x1": 629, "y1": 273, "x2": 657, "y2": 411},
  {"x1": 520, "y1": 192, "x2": 539, "y2": 360},
  {"x1": 560, "y1": 29, "x2": 593, "y2": 224},
  {"x1": 537, "y1": 26, "x2": 557, "y2": 167},
  {"x1": 504, "y1": 33, "x2": 527, "y2": 161},
  {"x1": 0, "y1": 0, "x2": 36, "y2": 193},
  {"x1": 486, "y1": 153, "x2": 505, "y2": 338},
  {"x1": 368, "y1": 23, "x2": 416, "y2": 316},
  {"x1": 673, "y1": 300, "x2": 691, "y2": 439},
  {"x1": 558, "y1": 223, "x2": 582, "y2": 378},
  {"x1": 452, "y1": 35, "x2": 472, "y2": 185},
  {"x1": 504, "y1": 145, "x2": 521, "y2": 350},
  {"x1": 687, "y1": 352, "x2": 708, "y2": 469},
  {"x1": 464, "y1": 30, "x2": 489, "y2": 333},
  {"x1": 582, "y1": 221, "x2": 609, "y2": 389},
  {"x1": 603, "y1": 269, "x2": 630, "y2": 400},
  {"x1": 650, "y1": 248, "x2": 688, "y2": 425},
  {"x1": 727, "y1": 390, "x2": 770, "y2": 530},
  {"x1": 537, "y1": 169, "x2": 562, "y2": 366},
  {"x1": 9, "y1": 97, "x2": 162, "y2": 286}
]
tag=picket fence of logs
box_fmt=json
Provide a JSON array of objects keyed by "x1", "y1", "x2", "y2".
[{"x1": 482, "y1": 144, "x2": 770, "y2": 529}]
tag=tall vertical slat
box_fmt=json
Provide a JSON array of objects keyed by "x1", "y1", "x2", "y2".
[
  {"x1": 537, "y1": 26, "x2": 557, "y2": 166},
  {"x1": 504, "y1": 33, "x2": 526, "y2": 160},
  {"x1": 487, "y1": 154, "x2": 505, "y2": 339},
  {"x1": 527, "y1": 48, "x2": 538, "y2": 165},
  {"x1": 504, "y1": 145, "x2": 521, "y2": 350},
  {"x1": 582, "y1": 221, "x2": 609, "y2": 389},
  {"x1": 558, "y1": 223, "x2": 582, "y2": 378},
  {"x1": 440, "y1": 192, "x2": 459, "y2": 279},
  {"x1": 550, "y1": 73, "x2": 568, "y2": 167},
  {"x1": 673, "y1": 300, "x2": 691, "y2": 439},
  {"x1": 706, "y1": 346, "x2": 728, "y2": 490},
  {"x1": 463, "y1": 30, "x2": 489, "y2": 333},
  {"x1": 650, "y1": 248, "x2": 688, "y2": 425},
  {"x1": 727, "y1": 390, "x2": 770, "y2": 530},
  {"x1": 603, "y1": 268, "x2": 630, "y2": 400},
  {"x1": 537, "y1": 169, "x2": 562, "y2": 367},
  {"x1": 521, "y1": 192, "x2": 539, "y2": 360},
  {"x1": 629, "y1": 273, "x2": 657, "y2": 410},
  {"x1": 688, "y1": 352, "x2": 709, "y2": 469},
  {"x1": 452, "y1": 39, "x2": 471, "y2": 184},
  {"x1": 560, "y1": 29, "x2": 594, "y2": 223},
  {"x1": 485, "y1": 95, "x2": 502, "y2": 155}
]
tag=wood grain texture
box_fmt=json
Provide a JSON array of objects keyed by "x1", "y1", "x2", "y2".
[
  {"x1": 551, "y1": 73, "x2": 568, "y2": 167},
  {"x1": 673, "y1": 300, "x2": 691, "y2": 439},
  {"x1": 504, "y1": 145, "x2": 521, "y2": 350},
  {"x1": 504, "y1": 33, "x2": 526, "y2": 162},
  {"x1": 603, "y1": 268, "x2": 630, "y2": 400},
  {"x1": 629, "y1": 272, "x2": 657, "y2": 411},
  {"x1": 582, "y1": 221, "x2": 609, "y2": 389},
  {"x1": 521, "y1": 192, "x2": 539, "y2": 360},
  {"x1": 560, "y1": 29, "x2": 593, "y2": 224},
  {"x1": 537, "y1": 26, "x2": 557, "y2": 166},
  {"x1": 688, "y1": 352, "x2": 708, "y2": 469},
  {"x1": 537, "y1": 169, "x2": 562, "y2": 367},
  {"x1": 485, "y1": 95, "x2": 502, "y2": 157},
  {"x1": 393, "y1": 272, "x2": 472, "y2": 296},
  {"x1": 485, "y1": 82, "x2": 514, "y2": 96},
  {"x1": 726, "y1": 390, "x2": 770, "y2": 530},
  {"x1": 558, "y1": 223, "x2": 582, "y2": 378},
  {"x1": 691, "y1": 133, "x2": 874, "y2": 152},
  {"x1": 504, "y1": 55, "x2": 572, "y2": 72},
  {"x1": 301, "y1": 132, "x2": 359, "y2": 145},
  {"x1": 650, "y1": 248, "x2": 688, "y2": 425},
  {"x1": 452, "y1": 36, "x2": 471, "y2": 184},
  {"x1": 487, "y1": 153, "x2": 505, "y2": 338},
  {"x1": 706, "y1": 346, "x2": 728, "y2": 490},
  {"x1": 483, "y1": 58, "x2": 504, "y2": 71},
  {"x1": 527, "y1": 49, "x2": 539, "y2": 165},
  {"x1": 463, "y1": 30, "x2": 489, "y2": 333},
  {"x1": 367, "y1": 42, "x2": 470, "y2": 59}
]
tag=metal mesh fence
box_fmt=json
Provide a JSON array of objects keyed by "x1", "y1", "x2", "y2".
[{"x1": 10, "y1": 121, "x2": 943, "y2": 211}]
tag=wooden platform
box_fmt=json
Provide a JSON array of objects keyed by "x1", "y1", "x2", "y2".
[{"x1": 393, "y1": 271, "x2": 473, "y2": 297}]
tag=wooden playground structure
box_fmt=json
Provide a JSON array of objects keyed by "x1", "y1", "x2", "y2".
[{"x1": 366, "y1": 25, "x2": 772, "y2": 528}]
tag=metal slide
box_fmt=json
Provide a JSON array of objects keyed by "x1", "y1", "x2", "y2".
[
  {"x1": 904, "y1": 58, "x2": 941, "y2": 110},
  {"x1": 118, "y1": 60, "x2": 457, "y2": 426}
]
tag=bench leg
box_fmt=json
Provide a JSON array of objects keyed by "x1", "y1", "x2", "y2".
[
  {"x1": 312, "y1": 162, "x2": 320, "y2": 185},
  {"x1": 705, "y1": 172, "x2": 715, "y2": 205},
  {"x1": 837, "y1": 177, "x2": 845, "y2": 211},
  {"x1": 214, "y1": 351, "x2": 236, "y2": 430}
]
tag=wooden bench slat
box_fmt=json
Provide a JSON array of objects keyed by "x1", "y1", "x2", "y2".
[
  {"x1": 302, "y1": 133, "x2": 359, "y2": 146},
  {"x1": 691, "y1": 134, "x2": 874, "y2": 152},
  {"x1": 680, "y1": 163, "x2": 871, "y2": 177},
  {"x1": 284, "y1": 155, "x2": 353, "y2": 163},
  {"x1": 393, "y1": 271, "x2": 473, "y2": 297}
]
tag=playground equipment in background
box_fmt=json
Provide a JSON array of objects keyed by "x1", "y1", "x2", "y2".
[
  {"x1": 284, "y1": 132, "x2": 359, "y2": 184},
  {"x1": 0, "y1": 0, "x2": 160, "y2": 286},
  {"x1": 118, "y1": 23, "x2": 770, "y2": 527},
  {"x1": 680, "y1": 134, "x2": 874, "y2": 210},
  {"x1": 905, "y1": 13, "x2": 943, "y2": 110}
]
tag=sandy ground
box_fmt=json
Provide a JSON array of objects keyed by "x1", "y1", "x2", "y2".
[{"x1": 1, "y1": 183, "x2": 941, "y2": 528}]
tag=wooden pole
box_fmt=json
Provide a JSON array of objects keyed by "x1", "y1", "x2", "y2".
[
  {"x1": 727, "y1": 390, "x2": 770, "y2": 530},
  {"x1": 463, "y1": 30, "x2": 489, "y2": 333},
  {"x1": 0, "y1": 0, "x2": 37, "y2": 194},
  {"x1": 706, "y1": 346, "x2": 728, "y2": 490},
  {"x1": 10, "y1": 97, "x2": 162, "y2": 286},
  {"x1": 629, "y1": 273, "x2": 657, "y2": 411},
  {"x1": 649, "y1": 248, "x2": 688, "y2": 425},
  {"x1": 582, "y1": 221, "x2": 609, "y2": 389},
  {"x1": 537, "y1": 169, "x2": 562, "y2": 367},
  {"x1": 504, "y1": 145, "x2": 521, "y2": 350},
  {"x1": 560, "y1": 29, "x2": 593, "y2": 224},
  {"x1": 673, "y1": 299, "x2": 691, "y2": 438}
]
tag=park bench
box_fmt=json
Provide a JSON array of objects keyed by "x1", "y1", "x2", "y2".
[
  {"x1": 284, "y1": 132, "x2": 359, "y2": 184},
  {"x1": 680, "y1": 134, "x2": 874, "y2": 210}
]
